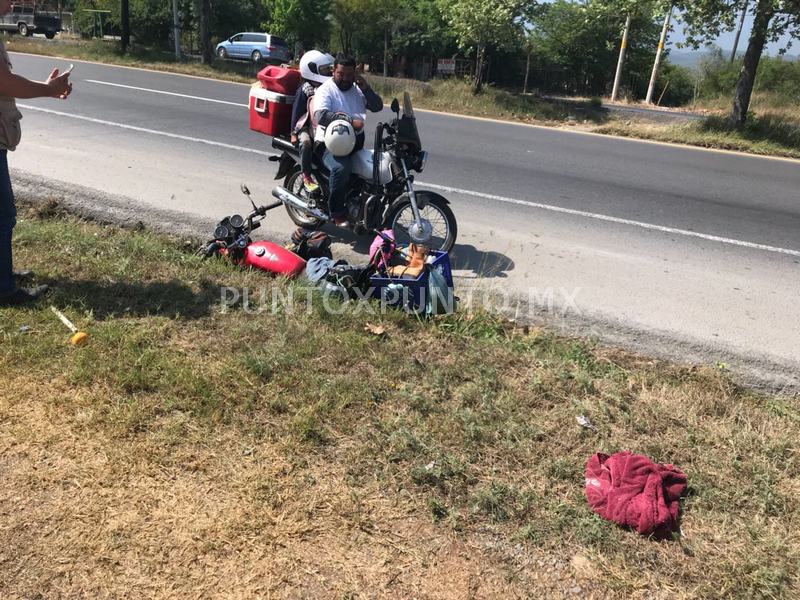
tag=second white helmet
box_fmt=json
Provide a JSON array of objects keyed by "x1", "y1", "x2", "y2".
[
  {"x1": 299, "y1": 50, "x2": 334, "y2": 85},
  {"x1": 324, "y1": 119, "x2": 356, "y2": 157}
]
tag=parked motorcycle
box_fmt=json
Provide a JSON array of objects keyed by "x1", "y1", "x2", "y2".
[
  {"x1": 269, "y1": 92, "x2": 458, "y2": 253},
  {"x1": 198, "y1": 184, "x2": 306, "y2": 277}
]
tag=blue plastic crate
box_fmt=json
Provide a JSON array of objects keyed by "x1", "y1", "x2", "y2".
[{"x1": 369, "y1": 250, "x2": 454, "y2": 311}]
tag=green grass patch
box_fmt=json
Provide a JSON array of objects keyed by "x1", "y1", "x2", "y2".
[{"x1": 2, "y1": 208, "x2": 800, "y2": 597}]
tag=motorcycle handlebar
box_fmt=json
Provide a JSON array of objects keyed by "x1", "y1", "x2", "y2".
[{"x1": 248, "y1": 201, "x2": 283, "y2": 220}]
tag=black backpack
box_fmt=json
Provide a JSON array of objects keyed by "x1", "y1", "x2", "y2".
[{"x1": 289, "y1": 227, "x2": 332, "y2": 260}]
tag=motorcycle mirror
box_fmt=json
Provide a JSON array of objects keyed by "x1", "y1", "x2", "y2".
[
  {"x1": 390, "y1": 98, "x2": 400, "y2": 115},
  {"x1": 240, "y1": 184, "x2": 251, "y2": 196}
]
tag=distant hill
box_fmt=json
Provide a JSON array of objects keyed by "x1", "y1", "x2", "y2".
[
  {"x1": 667, "y1": 50, "x2": 703, "y2": 68},
  {"x1": 666, "y1": 48, "x2": 800, "y2": 69}
]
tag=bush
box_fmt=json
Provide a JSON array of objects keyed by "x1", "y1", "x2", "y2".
[
  {"x1": 695, "y1": 48, "x2": 800, "y2": 103},
  {"x1": 655, "y1": 62, "x2": 696, "y2": 106}
]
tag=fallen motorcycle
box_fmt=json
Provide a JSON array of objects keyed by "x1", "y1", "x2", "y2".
[{"x1": 197, "y1": 184, "x2": 306, "y2": 277}]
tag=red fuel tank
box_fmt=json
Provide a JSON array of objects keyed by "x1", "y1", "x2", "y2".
[{"x1": 243, "y1": 241, "x2": 306, "y2": 277}]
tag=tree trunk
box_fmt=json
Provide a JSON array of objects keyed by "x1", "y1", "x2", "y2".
[
  {"x1": 472, "y1": 45, "x2": 484, "y2": 94},
  {"x1": 383, "y1": 27, "x2": 388, "y2": 77},
  {"x1": 120, "y1": 0, "x2": 130, "y2": 53},
  {"x1": 523, "y1": 50, "x2": 530, "y2": 94},
  {"x1": 199, "y1": 0, "x2": 212, "y2": 64},
  {"x1": 730, "y1": 0, "x2": 773, "y2": 126}
]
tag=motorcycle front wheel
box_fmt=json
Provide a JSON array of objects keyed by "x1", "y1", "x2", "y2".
[
  {"x1": 284, "y1": 170, "x2": 325, "y2": 229},
  {"x1": 385, "y1": 195, "x2": 457, "y2": 253}
]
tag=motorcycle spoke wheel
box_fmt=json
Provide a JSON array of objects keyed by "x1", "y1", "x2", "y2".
[
  {"x1": 284, "y1": 171, "x2": 325, "y2": 228},
  {"x1": 390, "y1": 202, "x2": 453, "y2": 252}
]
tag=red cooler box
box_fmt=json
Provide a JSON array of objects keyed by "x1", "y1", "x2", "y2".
[{"x1": 249, "y1": 66, "x2": 302, "y2": 138}]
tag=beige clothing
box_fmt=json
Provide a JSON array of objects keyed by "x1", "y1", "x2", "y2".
[{"x1": 0, "y1": 40, "x2": 22, "y2": 151}]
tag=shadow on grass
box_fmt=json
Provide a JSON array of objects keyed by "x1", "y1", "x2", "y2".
[
  {"x1": 700, "y1": 113, "x2": 800, "y2": 150},
  {"x1": 43, "y1": 277, "x2": 222, "y2": 320}
]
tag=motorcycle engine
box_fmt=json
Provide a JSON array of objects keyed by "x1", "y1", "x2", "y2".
[{"x1": 346, "y1": 197, "x2": 362, "y2": 223}]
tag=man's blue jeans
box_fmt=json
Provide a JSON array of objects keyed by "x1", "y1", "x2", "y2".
[
  {"x1": 322, "y1": 151, "x2": 352, "y2": 219},
  {"x1": 0, "y1": 150, "x2": 16, "y2": 295}
]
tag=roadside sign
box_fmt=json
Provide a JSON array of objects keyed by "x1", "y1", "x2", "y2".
[{"x1": 437, "y1": 59, "x2": 455, "y2": 75}]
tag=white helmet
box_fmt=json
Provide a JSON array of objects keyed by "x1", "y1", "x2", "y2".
[
  {"x1": 324, "y1": 119, "x2": 356, "y2": 157},
  {"x1": 299, "y1": 50, "x2": 334, "y2": 85}
]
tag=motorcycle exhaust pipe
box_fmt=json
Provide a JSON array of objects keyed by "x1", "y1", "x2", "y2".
[{"x1": 272, "y1": 186, "x2": 330, "y2": 222}]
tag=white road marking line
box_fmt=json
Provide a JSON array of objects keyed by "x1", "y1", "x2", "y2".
[
  {"x1": 18, "y1": 104, "x2": 275, "y2": 157},
  {"x1": 20, "y1": 104, "x2": 800, "y2": 258},
  {"x1": 418, "y1": 181, "x2": 800, "y2": 258},
  {"x1": 85, "y1": 79, "x2": 248, "y2": 108}
]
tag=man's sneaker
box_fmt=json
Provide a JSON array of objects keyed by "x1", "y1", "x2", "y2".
[
  {"x1": 303, "y1": 175, "x2": 319, "y2": 193},
  {"x1": 0, "y1": 285, "x2": 50, "y2": 307},
  {"x1": 14, "y1": 270, "x2": 33, "y2": 281}
]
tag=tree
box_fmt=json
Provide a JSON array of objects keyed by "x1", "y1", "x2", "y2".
[
  {"x1": 363, "y1": 0, "x2": 403, "y2": 77},
  {"x1": 438, "y1": 0, "x2": 529, "y2": 93},
  {"x1": 675, "y1": 0, "x2": 800, "y2": 125},
  {"x1": 392, "y1": 0, "x2": 455, "y2": 60},
  {"x1": 121, "y1": 0, "x2": 130, "y2": 52},
  {"x1": 528, "y1": 0, "x2": 661, "y2": 97},
  {"x1": 197, "y1": 0, "x2": 212, "y2": 63},
  {"x1": 266, "y1": 0, "x2": 331, "y2": 54}
]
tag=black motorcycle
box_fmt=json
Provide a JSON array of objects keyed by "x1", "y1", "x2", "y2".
[{"x1": 269, "y1": 92, "x2": 457, "y2": 253}]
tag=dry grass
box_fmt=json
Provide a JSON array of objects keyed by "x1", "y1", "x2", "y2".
[
  {"x1": 596, "y1": 113, "x2": 800, "y2": 159},
  {"x1": 691, "y1": 92, "x2": 800, "y2": 122},
  {"x1": 2, "y1": 207, "x2": 800, "y2": 598}
]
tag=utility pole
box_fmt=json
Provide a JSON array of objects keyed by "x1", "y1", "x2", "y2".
[
  {"x1": 646, "y1": 6, "x2": 673, "y2": 105},
  {"x1": 730, "y1": 0, "x2": 749, "y2": 63},
  {"x1": 523, "y1": 48, "x2": 531, "y2": 94},
  {"x1": 172, "y1": 0, "x2": 181, "y2": 60},
  {"x1": 611, "y1": 15, "x2": 631, "y2": 102}
]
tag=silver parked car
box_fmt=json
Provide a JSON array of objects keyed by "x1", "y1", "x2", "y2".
[{"x1": 215, "y1": 32, "x2": 290, "y2": 63}]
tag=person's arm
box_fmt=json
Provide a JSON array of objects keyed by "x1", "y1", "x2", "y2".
[
  {"x1": 356, "y1": 75, "x2": 382, "y2": 112},
  {"x1": 362, "y1": 86, "x2": 383, "y2": 113},
  {"x1": 0, "y1": 61, "x2": 71, "y2": 99}
]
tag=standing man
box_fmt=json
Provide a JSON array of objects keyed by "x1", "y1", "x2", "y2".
[
  {"x1": 313, "y1": 53, "x2": 382, "y2": 225},
  {"x1": 0, "y1": 2, "x2": 72, "y2": 306}
]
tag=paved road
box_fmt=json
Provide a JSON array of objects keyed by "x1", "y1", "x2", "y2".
[{"x1": 9, "y1": 53, "x2": 800, "y2": 391}]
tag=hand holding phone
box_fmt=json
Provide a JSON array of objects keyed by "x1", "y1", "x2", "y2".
[{"x1": 46, "y1": 64, "x2": 73, "y2": 99}]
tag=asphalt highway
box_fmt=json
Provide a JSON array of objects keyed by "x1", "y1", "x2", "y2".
[{"x1": 8, "y1": 52, "x2": 799, "y2": 391}]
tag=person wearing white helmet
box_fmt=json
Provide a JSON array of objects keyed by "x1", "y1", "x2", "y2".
[
  {"x1": 290, "y1": 49, "x2": 334, "y2": 193},
  {"x1": 313, "y1": 53, "x2": 383, "y2": 225}
]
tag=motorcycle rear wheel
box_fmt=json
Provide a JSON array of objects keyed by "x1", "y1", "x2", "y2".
[{"x1": 284, "y1": 170, "x2": 325, "y2": 228}]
